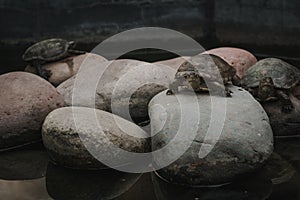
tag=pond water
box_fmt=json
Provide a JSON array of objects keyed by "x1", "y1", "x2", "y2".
[{"x1": 0, "y1": 137, "x2": 299, "y2": 200}]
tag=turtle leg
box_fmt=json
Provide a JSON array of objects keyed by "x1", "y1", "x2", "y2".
[
  {"x1": 232, "y1": 74, "x2": 241, "y2": 86},
  {"x1": 210, "y1": 81, "x2": 232, "y2": 97},
  {"x1": 33, "y1": 61, "x2": 51, "y2": 80},
  {"x1": 68, "y1": 49, "x2": 86, "y2": 55},
  {"x1": 276, "y1": 89, "x2": 294, "y2": 113},
  {"x1": 166, "y1": 81, "x2": 179, "y2": 95}
]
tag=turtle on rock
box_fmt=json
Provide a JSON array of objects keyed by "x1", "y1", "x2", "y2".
[
  {"x1": 241, "y1": 58, "x2": 300, "y2": 113},
  {"x1": 166, "y1": 54, "x2": 240, "y2": 97},
  {"x1": 22, "y1": 38, "x2": 85, "y2": 80}
]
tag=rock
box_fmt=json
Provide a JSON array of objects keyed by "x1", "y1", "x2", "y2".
[
  {"x1": 154, "y1": 56, "x2": 191, "y2": 70},
  {"x1": 202, "y1": 47, "x2": 257, "y2": 79},
  {"x1": 42, "y1": 107, "x2": 149, "y2": 170},
  {"x1": 0, "y1": 144, "x2": 49, "y2": 180},
  {"x1": 261, "y1": 94, "x2": 300, "y2": 136},
  {"x1": 57, "y1": 59, "x2": 174, "y2": 124},
  {"x1": 46, "y1": 163, "x2": 141, "y2": 200},
  {"x1": 149, "y1": 85, "x2": 273, "y2": 185},
  {"x1": 25, "y1": 53, "x2": 107, "y2": 86},
  {"x1": 0, "y1": 72, "x2": 66, "y2": 150}
]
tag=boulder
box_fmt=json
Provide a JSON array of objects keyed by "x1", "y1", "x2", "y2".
[
  {"x1": 42, "y1": 107, "x2": 149, "y2": 170},
  {"x1": 261, "y1": 94, "x2": 300, "y2": 136},
  {"x1": 0, "y1": 72, "x2": 65, "y2": 150},
  {"x1": 149, "y1": 85, "x2": 273, "y2": 185},
  {"x1": 57, "y1": 59, "x2": 174, "y2": 124},
  {"x1": 25, "y1": 53, "x2": 107, "y2": 86},
  {"x1": 202, "y1": 47, "x2": 257, "y2": 79}
]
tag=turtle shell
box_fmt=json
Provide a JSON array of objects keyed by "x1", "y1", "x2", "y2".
[
  {"x1": 22, "y1": 38, "x2": 70, "y2": 62},
  {"x1": 241, "y1": 58, "x2": 300, "y2": 89},
  {"x1": 178, "y1": 54, "x2": 236, "y2": 84}
]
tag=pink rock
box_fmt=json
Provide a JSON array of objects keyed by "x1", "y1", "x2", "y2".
[
  {"x1": 25, "y1": 53, "x2": 107, "y2": 86},
  {"x1": 202, "y1": 47, "x2": 257, "y2": 79},
  {"x1": 0, "y1": 72, "x2": 66, "y2": 150},
  {"x1": 154, "y1": 56, "x2": 191, "y2": 70}
]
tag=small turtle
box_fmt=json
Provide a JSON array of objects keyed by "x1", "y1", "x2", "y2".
[
  {"x1": 22, "y1": 38, "x2": 85, "y2": 79},
  {"x1": 166, "y1": 54, "x2": 239, "y2": 97},
  {"x1": 240, "y1": 58, "x2": 300, "y2": 113}
]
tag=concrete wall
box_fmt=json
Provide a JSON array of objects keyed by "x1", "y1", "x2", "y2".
[{"x1": 0, "y1": 0, "x2": 299, "y2": 72}]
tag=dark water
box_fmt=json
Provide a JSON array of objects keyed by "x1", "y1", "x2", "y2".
[{"x1": 0, "y1": 137, "x2": 300, "y2": 200}]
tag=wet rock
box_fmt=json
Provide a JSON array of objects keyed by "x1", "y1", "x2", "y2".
[
  {"x1": 42, "y1": 107, "x2": 149, "y2": 170},
  {"x1": 46, "y1": 163, "x2": 141, "y2": 200},
  {"x1": 25, "y1": 53, "x2": 107, "y2": 86},
  {"x1": 0, "y1": 72, "x2": 66, "y2": 150},
  {"x1": 57, "y1": 59, "x2": 173, "y2": 124},
  {"x1": 149, "y1": 85, "x2": 273, "y2": 185},
  {"x1": 0, "y1": 144, "x2": 49, "y2": 180},
  {"x1": 261, "y1": 94, "x2": 300, "y2": 136},
  {"x1": 154, "y1": 56, "x2": 191, "y2": 70},
  {"x1": 202, "y1": 47, "x2": 257, "y2": 79}
]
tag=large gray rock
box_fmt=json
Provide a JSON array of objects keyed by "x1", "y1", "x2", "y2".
[
  {"x1": 261, "y1": 94, "x2": 300, "y2": 136},
  {"x1": 0, "y1": 72, "x2": 66, "y2": 150},
  {"x1": 149, "y1": 85, "x2": 273, "y2": 185},
  {"x1": 57, "y1": 59, "x2": 174, "y2": 124},
  {"x1": 42, "y1": 107, "x2": 149, "y2": 170},
  {"x1": 25, "y1": 53, "x2": 107, "y2": 86}
]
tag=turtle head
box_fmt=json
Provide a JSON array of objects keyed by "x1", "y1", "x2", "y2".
[
  {"x1": 257, "y1": 77, "x2": 275, "y2": 101},
  {"x1": 68, "y1": 41, "x2": 76, "y2": 48}
]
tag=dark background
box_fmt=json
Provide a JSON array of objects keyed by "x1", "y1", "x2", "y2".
[{"x1": 0, "y1": 0, "x2": 299, "y2": 73}]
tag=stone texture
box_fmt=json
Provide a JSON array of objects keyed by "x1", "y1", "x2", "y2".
[
  {"x1": 57, "y1": 59, "x2": 173, "y2": 124},
  {"x1": 202, "y1": 47, "x2": 257, "y2": 78},
  {"x1": 261, "y1": 94, "x2": 300, "y2": 136},
  {"x1": 149, "y1": 85, "x2": 273, "y2": 185},
  {"x1": 0, "y1": 72, "x2": 65, "y2": 150},
  {"x1": 42, "y1": 107, "x2": 149, "y2": 170},
  {"x1": 25, "y1": 53, "x2": 107, "y2": 86}
]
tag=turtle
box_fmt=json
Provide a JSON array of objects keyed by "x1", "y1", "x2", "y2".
[
  {"x1": 240, "y1": 58, "x2": 300, "y2": 113},
  {"x1": 22, "y1": 38, "x2": 85, "y2": 79},
  {"x1": 166, "y1": 54, "x2": 240, "y2": 97}
]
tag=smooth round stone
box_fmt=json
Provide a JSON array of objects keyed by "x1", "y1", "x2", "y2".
[
  {"x1": 261, "y1": 94, "x2": 300, "y2": 136},
  {"x1": 202, "y1": 47, "x2": 257, "y2": 79},
  {"x1": 149, "y1": 85, "x2": 273, "y2": 185},
  {"x1": 42, "y1": 107, "x2": 149, "y2": 170},
  {"x1": 57, "y1": 59, "x2": 173, "y2": 124},
  {"x1": 0, "y1": 72, "x2": 66, "y2": 150},
  {"x1": 154, "y1": 56, "x2": 191, "y2": 70},
  {"x1": 46, "y1": 163, "x2": 141, "y2": 200},
  {"x1": 25, "y1": 53, "x2": 107, "y2": 86}
]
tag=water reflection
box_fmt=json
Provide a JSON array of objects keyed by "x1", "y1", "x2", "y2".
[
  {"x1": 46, "y1": 163, "x2": 142, "y2": 200},
  {"x1": 151, "y1": 153, "x2": 300, "y2": 200},
  {"x1": 0, "y1": 143, "x2": 48, "y2": 180}
]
